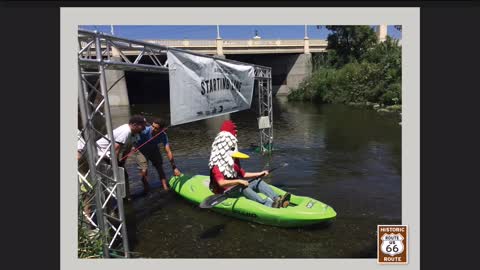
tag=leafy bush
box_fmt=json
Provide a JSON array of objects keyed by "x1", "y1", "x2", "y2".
[
  {"x1": 323, "y1": 62, "x2": 383, "y2": 103},
  {"x1": 78, "y1": 223, "x2": 103, "y2": 258},
  {"x1": 379, "y1": 82, "x2": 401, "y2": 106},
  {"x1": 288, "y1": 28, "x2": 402, "y2": 107},
  {"x1": 288, "y1": 68, "x2": 336, "y2": 102},
  {"x1": 78, "y1": 198, "x2": 104, "y2": 258}
]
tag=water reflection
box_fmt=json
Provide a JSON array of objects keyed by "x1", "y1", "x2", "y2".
[{"x1": 109, "y1": 96, "x2": 401, "y2": 258}]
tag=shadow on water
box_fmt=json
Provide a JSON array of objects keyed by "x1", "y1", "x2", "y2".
[
  {"x1": 110, "y1": 96, "x2": 401, "y2": 258},
  {"x1": 198, "y1": 223, "x2": 228, "y2": 239},
  {"x1": 300, "y1": 219, "x2": 336, "y2": 231},
  {"x1": 132, "y1": 190, "x2": 177, "y2": 223}
]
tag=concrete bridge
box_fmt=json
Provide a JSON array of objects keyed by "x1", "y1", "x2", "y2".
[
  {"x1": 121, "y1": 38, "x2": 325, "y2": 98},
  {"x1": 99, "y1": 25, "x2": 390, "y2": 105},
  {"x1": 102, "y1": 38, "x2": 324, "y2": 105},
  {"x1": 141, "y1": 38, "x2": 327, "y2": 55}
]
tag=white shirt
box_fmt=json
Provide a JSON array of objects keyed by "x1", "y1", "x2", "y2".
[
  {"x1": 96, "y1": 124, "x2": 138, "y2": 158},
  {"x1": 77, "y1": 136, "x2": 86, "y2": 152}
]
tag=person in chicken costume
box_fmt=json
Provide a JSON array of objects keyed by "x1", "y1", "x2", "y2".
[{"x1": 208, "y1": 120, "x2": 290, "y2": 208}]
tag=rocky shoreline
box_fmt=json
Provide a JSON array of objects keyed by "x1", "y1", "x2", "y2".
[{"x1": 348, "y1": 102, "x2": 402, "y2": 125}]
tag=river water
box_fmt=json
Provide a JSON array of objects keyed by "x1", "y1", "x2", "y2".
[{"x1": 110, "y1": 96, "x2": 401, "y2": 258}]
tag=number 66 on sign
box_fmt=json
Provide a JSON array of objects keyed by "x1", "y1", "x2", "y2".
[{"x1": 377, "y1": 225, "x2": 408, "y2": 264}]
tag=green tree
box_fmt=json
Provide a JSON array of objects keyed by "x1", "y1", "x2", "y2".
[
  {"x1": 326, "y1": 26, "x2": 378, "y2": 67},
  {"x1": 363, "y1": 36, "x2": 402, "y2": 105},
  {"x1": 364, "y1": 36, "x2": 401, "y2": 79},
  {"x1": 289, "y1": 26, "x2": 402, "y2": 108}
]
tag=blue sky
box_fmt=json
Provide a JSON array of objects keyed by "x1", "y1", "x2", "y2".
[{"x1": 79, "y1": 25, "x2": 402, "y2": 40}]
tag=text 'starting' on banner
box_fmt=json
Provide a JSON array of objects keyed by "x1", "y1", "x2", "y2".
[{"x1": 167, "y1": 49, "x2": 255, "y2": 126}]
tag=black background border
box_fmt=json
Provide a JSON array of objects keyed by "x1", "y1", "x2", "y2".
[{"x1": 2, "y1": 1, "x2": 479, "y2": 269}]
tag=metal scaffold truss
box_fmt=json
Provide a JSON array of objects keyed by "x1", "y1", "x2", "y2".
[
  {"x1": 77, "y1": 29, "x2": 272, "y2": 258},
  {"x1": 257, "y1": 76, "x2": 273, "y2": 153},
  {"x1": 78, "y1": 29, "x2": 170, "y2": 73}
]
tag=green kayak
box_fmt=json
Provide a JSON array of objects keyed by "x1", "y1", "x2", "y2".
[{"x1": 169, "y1": 174, "x2": 337, "y2": 228}]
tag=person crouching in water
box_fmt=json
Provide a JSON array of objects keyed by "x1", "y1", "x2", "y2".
[{"x1": 208, "y1": 120, "x2": 290, "y2": 208}]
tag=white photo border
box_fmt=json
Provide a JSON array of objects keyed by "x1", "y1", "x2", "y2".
[{"x1": 61, "y1": 7, "x2": 420, "y2": 270}]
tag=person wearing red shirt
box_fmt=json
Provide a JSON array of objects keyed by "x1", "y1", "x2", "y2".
[{"x1": 208, "y1": 120, "x2": 290, "y2": 208}]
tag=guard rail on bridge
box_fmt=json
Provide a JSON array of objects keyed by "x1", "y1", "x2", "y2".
[
  {"x1": 80, "y1": 38, "x2": 328, "y2": 56},
  {"x1": 143, "y1": 39, "x2": 327, "y2": 55}
]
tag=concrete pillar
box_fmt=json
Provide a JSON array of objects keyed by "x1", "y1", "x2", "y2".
[
  {"x1": 277, "y1": 53, "x2": 312, "y2": 96},
  {"x1": 304, "y1": 37, "x2": 310, "y2": 54},
  {"x1": 377, "y1": 25, "x2": 388, "y2": 43},
  {"x1": 111, "y1": 46, "x2": 120, "y2": 57},
  {"x1": 216, "y1": 38, "x2": 224, "y2": 57},
  {"x1": 105, "y1": 55, "x2": 130, "y2": 106},
  {"x1": 205, "y1": 113, "x2": 230, "y2": 131}
]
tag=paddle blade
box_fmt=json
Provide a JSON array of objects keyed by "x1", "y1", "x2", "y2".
[{"x1": 199, "y1": 193, "x2": 229, "y2": 209}]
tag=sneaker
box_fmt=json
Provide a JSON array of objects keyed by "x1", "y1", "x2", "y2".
[
  {"x1": 279, "y1": 192, "x2": 291, "y2": 208},
  {"x1": 271, "y1": 197, "x2": 282, "y2": 208}
]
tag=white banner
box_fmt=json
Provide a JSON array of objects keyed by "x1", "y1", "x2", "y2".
[{"x1": 167, "y1": 49, "x2": 255, "y2": 126}]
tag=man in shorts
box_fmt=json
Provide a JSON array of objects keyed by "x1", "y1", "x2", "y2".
[
  {"x1": 133, "y1": 117, "x2": 181, "y2": 192},
  {"x1": 77, "y1": 115, "x2": 146, "y2": 217}
]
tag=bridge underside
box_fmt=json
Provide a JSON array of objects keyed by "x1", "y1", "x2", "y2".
[
  {"x1": 121, "y1": 51, "x2": 324, "y2": 104},
  {"x1": 125, "y1": 70, "x2": 169, "y2": 105},
  {"x1": 227, "y1": 53, "x2": 318, "y2": 96}
]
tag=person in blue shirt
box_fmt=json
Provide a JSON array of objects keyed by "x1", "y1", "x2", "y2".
[{"x1": 133, "y1": 117, "x2": 181, "y2": 192}]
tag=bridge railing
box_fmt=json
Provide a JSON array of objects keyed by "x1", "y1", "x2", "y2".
[
  {"x1": 141, "y1": 39, "x2": 327, "y2": 48},
  {"x1": 80, "y1": 35, "x2": 328, "y2": 57},
  {"x1": 145, "y1": 39, "x2": 216, "y2": 47},
  {"x1": 309, "y1": 40, "x2": 329, "y2": 46}
]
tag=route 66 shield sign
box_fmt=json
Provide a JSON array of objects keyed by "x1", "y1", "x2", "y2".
[
  {"x1": 378, "y1": 225, "x2": 408, "y2": 264},
  {"x1": 380, "y1": 233, "x2": 405, "y2": 256}
]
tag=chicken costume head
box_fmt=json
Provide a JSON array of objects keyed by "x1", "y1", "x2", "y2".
[{"x1": 208, "y1": 120, "x2": 249, "y2": 178}]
